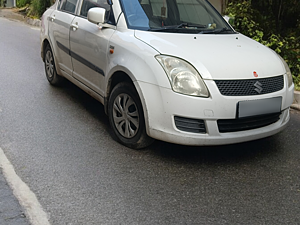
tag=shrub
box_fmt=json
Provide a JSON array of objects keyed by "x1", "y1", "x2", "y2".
[
  {"x1": 16, "y1": 0, "x2": 31, "y2": 7},
  {"x1": 30, "y1": 0, "x2": 52, "y2": 18}
]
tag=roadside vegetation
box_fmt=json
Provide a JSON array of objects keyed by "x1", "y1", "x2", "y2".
[
  {"x1": 16, "y1": 0, "x2": 53, "y2": 19},
  {"x1": 226, "y1": 0, "x2": 300, "y2": 90}
]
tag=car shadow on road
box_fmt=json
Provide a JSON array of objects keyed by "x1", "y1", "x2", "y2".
[
  {"x1": 146, "y1": 135, "x2": 283, "y2": 165},
  {"x1": 58, "y1": 80, "x2": 109, "y2": 124}
]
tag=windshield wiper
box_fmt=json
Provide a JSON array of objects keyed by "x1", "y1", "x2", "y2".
[
  {"x1": 199, "y1": 27, "x2": 233, "y2": 34},
  {"x1": 149, "y1": 23, "x2": 206, "y2": 32},
  {"x1": 176, "y1": 23, "x2": 206, "y2": 28}
]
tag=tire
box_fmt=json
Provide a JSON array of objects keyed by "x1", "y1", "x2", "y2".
[
  {"x1": 44, "y1": 44, "x2": 64, "y2": 86},
  {"x1": 108, "y1": 82, "x2": 154, "y2": 149}
]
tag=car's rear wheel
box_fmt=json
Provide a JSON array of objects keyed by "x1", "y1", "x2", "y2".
[
  {"x1": 108, "y1": 82, "x2": 154, "y2": 149},
  {"x1": 44, "y1": 44, "x2": 64, "y2": 85}
]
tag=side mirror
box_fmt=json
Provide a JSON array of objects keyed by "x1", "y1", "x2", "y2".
[{"x1": 88, "y1": 8, "x2": 106, "y2": 24}]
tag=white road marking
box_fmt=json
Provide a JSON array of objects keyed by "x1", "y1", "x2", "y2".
[{"x1": 0, "y1": 147, "x2": 51, "y2": 225}]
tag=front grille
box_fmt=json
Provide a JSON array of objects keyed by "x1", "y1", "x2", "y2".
[
  {"x1": 217, "y1": 113, "x2": 281, "y2": 133},
  {"x1": 215, "y1": 75, "x2": 284, "y2": 96},
  {"x1": 174, "y1": 116, "x2": 206, "y2": 133}
]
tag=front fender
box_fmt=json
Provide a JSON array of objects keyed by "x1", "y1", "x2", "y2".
[
  {"x1": 105, "y1": 29, "x2": 172, "y2": 135},
  {"x1": 105, "y1": 30, "x2": 171, "y2": 93}
]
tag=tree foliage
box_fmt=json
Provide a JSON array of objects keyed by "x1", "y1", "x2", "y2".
[
  {"x1": 16, "y1": 0, "x2": 53, "y2": 18},
  {"x1": 226, "y1": 0, "x2": 300, "y2": 90},
  {"x1": 251, "y1": 0, "x2": 300, "y2": 36},
  {"x1": 16, "y1": 0, "x2": 31, "y2": 7},
  {"x1": 31, "y1": 0, "x2": 52, "y2": 17}
]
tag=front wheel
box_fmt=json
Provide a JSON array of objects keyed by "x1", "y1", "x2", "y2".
[{"x1": 108, "y1": 82, "x2": 154, "y2": 149}]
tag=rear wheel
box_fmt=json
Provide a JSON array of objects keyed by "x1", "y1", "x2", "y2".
[
  {"x1": 108, "y1": 82, "x2": 154, "y2": 149},
  {"x1": 44, "y1": 44, "x2": 64, "y2": 85}
]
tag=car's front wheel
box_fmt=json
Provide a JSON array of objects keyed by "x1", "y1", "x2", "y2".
[
  {"x1": 108, "y1": 82, "x2": 154, "y2": 149},
  {"x1": 44, "y1": 44, "x2": 64, "y2": 85}
]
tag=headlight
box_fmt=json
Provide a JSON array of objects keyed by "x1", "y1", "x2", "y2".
[
  {"x1": 156, "y1": 55, "x2": 209, "y2": 97},
  {"x1": 278, "y1": 55, "x2": 293, "y2": 88}
]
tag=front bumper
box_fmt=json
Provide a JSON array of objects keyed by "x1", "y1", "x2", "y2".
[{"x1": 136, "y1": 78, "x2": 294, "y2": 146}]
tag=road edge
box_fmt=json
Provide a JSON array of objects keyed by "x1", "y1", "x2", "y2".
[
  {"x1": 0, "y1": 8, "x2": 41, "y2": 27},
  {"x1": 0, "y1": 147, "x2": 51, "y2": 225}
]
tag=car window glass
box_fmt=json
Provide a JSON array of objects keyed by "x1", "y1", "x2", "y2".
[
  {"x1": 147, "y1": 0, "x2": 168, "y2": 18},
  {"x1": 120, "y1": 0, "x2": 231, "y2": 33},
  {"x1": 60, "y1": 0, "x2": 78, "y2": 14},
  {"x1": 141, "y1": 0, "x2": 212, "y2": 25},
  {"x1": 57, "y1": 0, "x2": 62, "y2": 9},
  {"x1": 177, "y1": 0, "x2": 212, "y2": 25},
  {"x1": 80, "y1": 0, "x2": 115, "y2": 24}
]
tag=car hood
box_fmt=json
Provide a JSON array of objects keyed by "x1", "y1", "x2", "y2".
[{"x1": 135, "y1": 31, "x2": 285, "y2": 80}]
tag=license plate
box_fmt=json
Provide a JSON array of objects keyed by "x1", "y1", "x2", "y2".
[{"x1": 237, "y1": 97, "x2": 282, "y2": 118}]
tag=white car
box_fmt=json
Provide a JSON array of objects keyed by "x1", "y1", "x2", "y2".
[{"x1": 40, "y1": 0, "x2": 294, "y2": 149}]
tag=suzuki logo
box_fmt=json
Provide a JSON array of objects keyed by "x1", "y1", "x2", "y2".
[{"x1": 254, "y1": 81, "x2": 263, "y2": 94}]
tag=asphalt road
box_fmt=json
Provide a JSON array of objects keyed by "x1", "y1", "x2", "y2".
[{"x1": 0, "y1": 17, "x2": 300, "y2": 225}]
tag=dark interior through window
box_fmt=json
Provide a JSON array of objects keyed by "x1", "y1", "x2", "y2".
[{"x1": 60, "y1": 0, "x2": 78, "y2": 14}]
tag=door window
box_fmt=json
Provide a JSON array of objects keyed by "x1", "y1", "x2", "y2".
[{"x1": 60, "y1": 0, "x2": 78, "y2": 14}]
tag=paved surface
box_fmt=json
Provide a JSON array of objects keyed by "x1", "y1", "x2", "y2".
[
  {"x1": 0, "y1": 8, "x2": 40, "y2": 27},
  {"x1": 1, "y1": 11, "x2": 300, "y2": 225},
  {"x1": 0, "y1": 9, "x2": 31, "y2": 225},
  {"x1": 0, "y1": 170, "x2": 29, "y2": 225}
]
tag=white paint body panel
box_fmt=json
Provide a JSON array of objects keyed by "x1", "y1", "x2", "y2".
[
  {"x1": 70, "y1": 16, "x2": 115, "y2": 96},
  {"x1": 135, "y1": 31, "x2": 285, "y2": 80},
  {"x1": 137, "y1": 80, "x2": 293, "y2": 145},
  {"x1": 51, "y1": 13, "x2": 75, "y2": 75},
  {"x1": 40, "y1": 0, "x2": 294, "y2": 146}
]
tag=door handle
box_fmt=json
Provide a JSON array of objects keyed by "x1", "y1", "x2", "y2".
[
  {"x1": 49, "y1": 15, "x2": 55, "y2": 22},
  {"x1": 71, "y1": 23, "x2": 79, "y2": 31}
]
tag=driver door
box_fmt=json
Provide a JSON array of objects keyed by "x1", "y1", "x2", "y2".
[{"x1": 69, "y1": 0, "x2": 116, "y2": 97}]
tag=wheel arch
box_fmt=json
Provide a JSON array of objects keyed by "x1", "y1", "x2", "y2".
[
  {"x1": 41, "y1": 38, "x2": 51, "y2": 62},
  {"x1": 41, "y1": 38, "x2": 62, "y2": 76},
  {"x1": 105, "y1": 70, "x2": 150, "y2": 136}
]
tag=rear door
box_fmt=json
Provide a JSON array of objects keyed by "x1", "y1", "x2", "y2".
[
  {"x1": 69, "y1": 0, "x2": 116, "y2": 97},
  {"x1": 48, "y1": 0, "x2": 79, "y2": 75}
]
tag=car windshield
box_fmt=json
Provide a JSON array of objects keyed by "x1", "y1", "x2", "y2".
[{"x1": 119, "y1": 0, "x2": 234, "y2": 34}]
